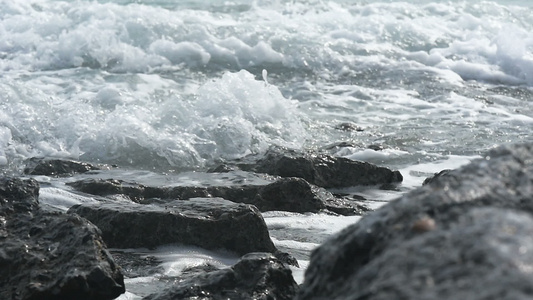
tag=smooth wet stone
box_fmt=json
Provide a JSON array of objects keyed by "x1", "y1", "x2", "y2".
[
  {"x1": 297, "y1": 142, "x2": 533, "y2": 300},
  {"x1": 144, "y1": 252, "x2": 298, "y2": 300},
  {"x1": 0, "y1": 177, "x2": 125, "y2": 300},
  {"x1": 68, "y1": 198, "x2": 278, "y2": 256},
  {"x1": 249, "y1": 148, "x2": 403, "y2": 188},
  {"x1": 67, "y1": 176, "x2": 366, "y2": 215},
  {"x1": 24, "y1": 157, "x2": 101, "y2": 176}
]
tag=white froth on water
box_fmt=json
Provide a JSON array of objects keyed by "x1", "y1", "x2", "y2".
[
  {"x1": 1, "y1": 0, "x2": 533, "y2": 298},
  {"x1": 400, "y1": 154, "x2": 480, "y2": 189},
  {"x1": 0, "y1": 69, "x2": 305, "y2": 171},
  {"x1": 39, "y1": 186, "x2": 101, "y2": 211},
  {"x1": 263, "y1": 212, "x2": 362, "y2": 284},
  {"x1": 150, "y1": 245, "x2": 239, "y2": 277}
]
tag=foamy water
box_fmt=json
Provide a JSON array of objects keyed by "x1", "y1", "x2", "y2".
[{"x1": 1, "y1": 0, "x2": 532, "y2": 298}]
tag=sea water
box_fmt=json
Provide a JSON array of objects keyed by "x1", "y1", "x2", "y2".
[{"x1": 1, "y1": 0, "x2": 532, "y2": 298}]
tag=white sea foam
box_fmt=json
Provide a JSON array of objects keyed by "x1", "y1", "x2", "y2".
[
  {"x1": 38, "y1": 186, "x2": 101, "y2": 211},
  {"x1": 1, "y1": 1, "x2": 531, "y2": 299}
]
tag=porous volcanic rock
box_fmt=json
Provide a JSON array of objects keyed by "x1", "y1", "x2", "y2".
[
  {"x1": 144, "y1": 252, "x2": 298, "y2": 300},
  {"x1": 68, "y1": 198, "x2": 278, "y2": 257},
  {"x1": 249, "y1": 149, "x2": 403, "y2": 188},
  {"x1": 297, "y1": 142, "x2": 533, "y2": 300},
  {"x1": 24, "y1": 157, "x2": 101, "y2": 176},
  {"x1": 0, "y1": 177, "x2": 125, "y2": 300}
]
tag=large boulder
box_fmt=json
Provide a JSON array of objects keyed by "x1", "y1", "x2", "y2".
[
  {"x1": 67, "y1": 177, "x2": 366, "y2": 215},
  {"x1": 144, "y1": 252, "x2": 298, "y2": 300},
  {"x1": 297, "y1": 143, "x2": 533, "y2": 299},
  {"x1": 68, "y1": 198, "x2": 279, "y2": 257},
  {"x1": 0, "y1": 177, "x2": 125, "y2": 300},
  {"x1": 249, "y1": 149, "x2": 403, "y2": 188}
]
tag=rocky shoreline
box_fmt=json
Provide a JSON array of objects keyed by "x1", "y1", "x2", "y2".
[{"x1": 2, "y1": 143, "x2": 532, "y2": 299}]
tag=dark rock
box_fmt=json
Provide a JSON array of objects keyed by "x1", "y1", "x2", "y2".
[
  {"x1": 0, "y1": 177, "x2": 40, "y2": 213},
  {"x1": 24, "y1": 157, "x2": 101, "y2": 176},
  {"x1": 253, "y1": 177, "x2": 326, "y2": 212},
  {"x1": 68, "y1": 177, "x2": 365, "y2": 216},
  {"x1": 68, "y1": 198, "x2": 278, "y2": 256},
  {"x1": 207, "y1": 164, "x2": 236, "y2": 173},
  {"x1": 144, "y1": 252, "x2": 298, "y2": 300},
  {"x1": 111, "y1": 251, "x2": 163, "y2": 279},
  {"x1": 323, "y1": 141, "x2": 357, "y2": 150},
  {"x1": 0, "y1": 177, "x2": 125, "y2": 300},
  {"x1": 367, "y1": 144, "x2": 384, "y2": 151},
  {"x1": 334, "y1": 122, "x2": 364, "y2": 132},
  {"x1": 297, "y1": 142, "x2": 533, "y2": 300},
  {"x1": 422, "y1": 169, "x2": 452, "y2": 185},
  {"x1": 68, "y1": 178, "x2": 147, "y2": 202},
  {"x1": 306, "y1": 208, "x2": 533, "y2": 300},
  {"x1": 250, "y1": 149, "x2": 403, "y2": 188}
]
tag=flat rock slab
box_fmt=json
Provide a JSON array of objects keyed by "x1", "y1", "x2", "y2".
[
  {"x1": 68, "y1": 198, "x2": 278, "y2": 256},
  {"x1": 144, "y1": 252, "x2": 298, "y2": 300},
  {"x1": 0, "y1": 177, "x2": 125, "y2": 300},
  {"x1": 68, "y1": 177, "x2": 367, "y2": 215},
  {"x1": 249, "y1": 149, "x2": 403, "y2": 188},
  {"x1": 298, "y1": 142, "x2": 533, "y2": 299},
  {"x1": 24, "y1": 157, "x2": 101, "y2": 176}
]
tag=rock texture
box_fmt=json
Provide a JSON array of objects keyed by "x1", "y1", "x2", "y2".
[
  {"x1": 250, "y1": 149, "x2": 403, "y2": 188},
  {"x1": 297, "y1": 143, "x2": 533, "y2": 300},
  {"x1": 422, "y1": 169, "x2": 452, "y2": 185},
  {"x1": 68, "y1": 198, "x2": 278, "y2": 256},
  {"x1": 68, "y1": 177, "x2": 367, "y2": 215},
  {"x1": 0, "y1": 177, "x2": 125, "y2": 300},
  {"x1": 144, "y1": 252, "x2": 298, "y2": 300},
  {"x1": 24, "y1": 157, "x2": 101, "y2": 176}
]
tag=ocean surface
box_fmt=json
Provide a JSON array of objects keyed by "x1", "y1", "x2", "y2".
[{"x1": 1, "y1": 0, "x2": 532, "y2": 298}]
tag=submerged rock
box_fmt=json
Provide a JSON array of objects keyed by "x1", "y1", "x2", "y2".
[
  {"x1": 68, "y1": 176, "x2": 366, "y2": 215},
  {"x1": 249, "y1": 149, "x2": 403, "y2": 188},
  {"x1": 144, "y1": 252, "x2": 298, "y2": 300},
  {"x1": 297, "y1": 142, "x2": 533, "y2": 300},
  {"x1": 68, "y1": 198, "x2": 278, "y2": 257},
  {"x1": 24, "y1": 157, "x2": 101, "y2": 176},
  {"x1": 0, "y1": 177, "x2": 125, "y2": 300}
]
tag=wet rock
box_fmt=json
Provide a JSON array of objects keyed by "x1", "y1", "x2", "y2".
[
  {"x1": 323, "y1": 141, "x2": 357, "y2": 150},
  {"x1": 68, "y1": 198, "x2": 278, "y2": 256},
  {"x1": 68, "y1": 178, "x2": 147, "y2": 202},
  {"x1": 0, "y1": 177, "x2": 125, "y2": 300},
  {"x1": 297, "y1": 143, "x2": 533, "y2": 300},
  {"x1": 334, "y1": 122, "x2": 364, "y2": 132},
  {"x1": 68, "y1": 177, "x2": 366, "y2": 215},
  {"x1": 144, "y1": 252, "x2": 298, "y2": 300},
  {"x1": 24, "y1": 157, "x2": 101, "y2": 176},
  {"x1": 0, "y1": 177, "x2": 40, "y2": 213},
  {"x1": 367, "y1": 144, "x2": 385, "y2": 151},
  {"x1": 250, "y1": 149, "x2": 403, "y2": 188},
  {"x1": 305, "y1": 208, "x2": 533, "y2": 300},
  {"x1": 111, "y1": 251, "x2": 163, "y2": 279},
  {"x1": 422, "y1": 169, "x2": 452, "y2": 185}
]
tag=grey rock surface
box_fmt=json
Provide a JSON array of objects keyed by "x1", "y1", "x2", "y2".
[
  {"x1": 0, "y1": 177, "x2": 125, "y2": 300},
  {"x1": 24, "y1": 157, "x2": 101, "y2": 176},
  {"x1": 297, "y1": 143, "x2": 533, "y2": 300},
  {"x1": 68, "y1": 198, "x2": 278, "y2": 256},
  {"x1": 250, "y1": 149, "x2": 403, "y2": 188},
  {"x1": 68, "y1": 176, "x2": 366, "y2": 215},
  {"x1": 143, "y1": 252, "x2": 298, "y2": 300},
  {"x1": 422, "y1": 169, "x2": 452, "y2": 186}
]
